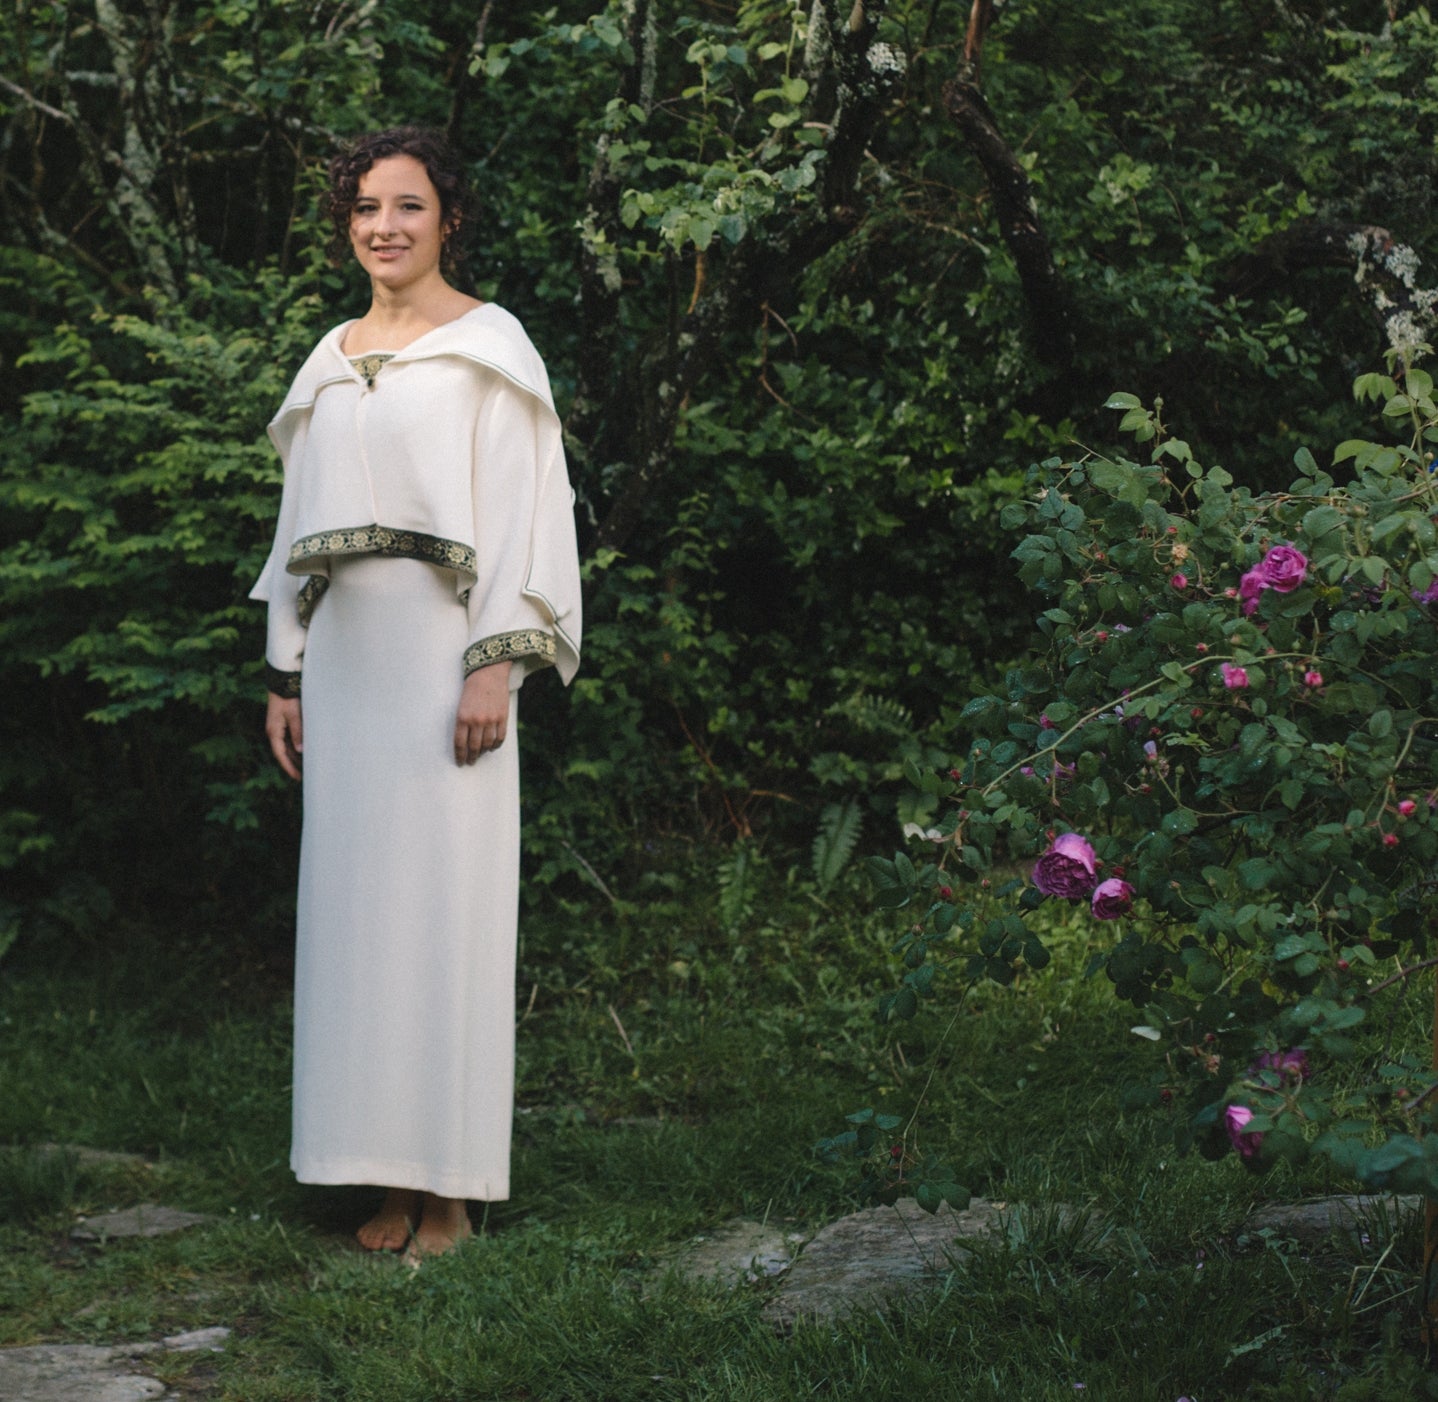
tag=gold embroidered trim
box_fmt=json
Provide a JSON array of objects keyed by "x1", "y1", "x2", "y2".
[
  {"x1": 296, "y1": 575, "x2": 329, "y2": 627},
  {"x1": 349, "y1": 352, "x2": 394, "y2": 387},
  {"x1": 464, "y1": 629, "x2": 557, "y2": 676},
  {"x1": 287, "y1": 525, "x2": 477, "y2": 579},
  {"x1": 265, "y1": 663, "x2": 302, "y2": 698}
]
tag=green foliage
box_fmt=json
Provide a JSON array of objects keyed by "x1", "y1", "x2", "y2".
[
  {"x1": 811, "y1": 797, "x2": 862, "y2": 893},
  {"x1": 864, "y1": 358, "x2": 1438, "y2": 1196},
  {"x1": 7, "y1": 912, "x2": 1438, "y2": 1393},
  {"x1": 6, "y1": 0, "x2": 1438, "y2": 953}
]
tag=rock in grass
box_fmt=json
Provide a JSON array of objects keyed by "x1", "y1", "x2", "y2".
[
  {"x1": 0, "y1": 1343, "x2": 167, "y2": 1401},
  {"x1": 660, "y1": 1218, "x2": 804, "y2": 1287},
  {"x1": 71, "y1": 1204, "x2": 216, "y2": 1241},
  {"x1": 763, "y1": 1197, "x2": 1014, "y2": 1329},
  {"x1": 160, "y1": 1327, "x2": 230, "y2": 1352},
  {"x1": 0, "y1": 1329, "x2": 229, "y2": 1401},
  {"x1": 35, "y1": 1143, "x2": 154, "y2": 1171},
  {"x1": 1239, "y1": 1194, "x2": 1421, "y2": 1252}
]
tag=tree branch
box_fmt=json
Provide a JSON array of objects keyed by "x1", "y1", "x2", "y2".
[
  {"x1": 943, "y1": 53, "x2": 1073, "y2": 369},
  {"x1": 0, "y1": 73, "x2": 71, "y2": 124},
  {"x1": 567, "y1": 0, "x2": 658, "y2": 517},
  {"x1": 446, "y1": 0, "x2": 495, "y2": 144},
  {"x1": 1215, "y1": 219, "x2": 1438, "y2": 363},
  {"x1": 585, "y1": 4, "x2": 902, "y2": 559},
  {"x1": 962, "y1": 0, "x2": 994, "y2": 77}
]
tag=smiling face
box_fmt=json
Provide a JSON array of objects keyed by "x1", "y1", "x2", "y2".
[{"x1": 348, "y1": 154, "x2": 453, "y2": 291}]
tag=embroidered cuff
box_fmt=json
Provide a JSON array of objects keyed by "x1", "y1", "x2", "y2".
[
  {"x1": 297, "y1": 575, "x2": 329, "y2": 627},
  {"x1": 463, "y1": 629, "x2": 557, "y2": 677},
  {"x1": 265, "y1": 664, "x2": 302, "y2": 698}
]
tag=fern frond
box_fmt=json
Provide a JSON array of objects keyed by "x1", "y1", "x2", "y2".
[
  {"x1": 812, "y1": 797, "x2": 863, "y2": 892},
  {"x1": 717, "y1": 842, "x2": 755, "y2": 933},
  {"x1": 829, "y1": 691, "x2": 914, "y2": 737}
]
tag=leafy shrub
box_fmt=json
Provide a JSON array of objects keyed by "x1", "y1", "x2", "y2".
[{"x1": 861, "y1": 359, "x2": 1438, "y2": 1198}]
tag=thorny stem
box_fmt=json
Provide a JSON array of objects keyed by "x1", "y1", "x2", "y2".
[
  {"x1": 975, "y1": 651, "x2": 1318, "y2": 799},
  {"x1": 900, "y1": 983, "x2": 975, "y2": 1143},
  {"x1": 1363, "y1": 957, "x2": 1438, "y2": 999}
]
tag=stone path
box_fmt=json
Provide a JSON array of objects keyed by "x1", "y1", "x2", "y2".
[
  {"x1": 2, "y1": 1147, "x2": 228, "y2": 1401},
  {"x1": 661, "y1": 1192, "x2": 1422, "y2": 1329},
  {"x1": 0, "y1": 1329, "x2": 229, "y2": 1402}
]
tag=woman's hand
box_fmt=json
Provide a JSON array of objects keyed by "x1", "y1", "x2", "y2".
[
  {"x1": 266, "y1": 693, "x2": 304, "y2": 781},
  {"x1": 455, "y1": 661, "x2": 512, "y2": 765}
]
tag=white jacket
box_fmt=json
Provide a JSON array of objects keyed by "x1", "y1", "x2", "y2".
[{"x1": 250, "y1": 303, "x2": 581, "y2": 695}]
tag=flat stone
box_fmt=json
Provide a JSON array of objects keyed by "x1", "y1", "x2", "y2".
[
  {"x1": 1240, "y1": 1194, "x2": 1421, "y2": 1251},
  {"x1": 71, "y1": 1204, "x2": 216, "y2": 1241},
  {"x1": 764, "y1": 1197, "x2": 1011, "y2": 1328},
  {"x1": 663, "y1": 1218, "x2": 804, "y2": 1287},
  {"x1": 159, "y1": 1327, "x2": 230, "y2": 1353},
  {"x1": 0, "y1": 1329, "x2": 230, "y2": 1400},
  {"x1": 0, "y1": 1343, "x2": 166, "y2": 1401}
]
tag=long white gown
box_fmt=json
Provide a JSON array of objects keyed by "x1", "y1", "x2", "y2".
[
  {"x1": 251, "y1": 306, "x2": 582, "y2": 1202},
  {"x1": 291, "y1": 553, "x2": 521, "y2": 1200}
]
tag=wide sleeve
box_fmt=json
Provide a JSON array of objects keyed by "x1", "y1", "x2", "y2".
[
  {"x1": 462, "y1": 373, "x2": 582, "y2": 688},
  {"x1": 248, "y1": 416, "x2": 310, "y2": 697}
]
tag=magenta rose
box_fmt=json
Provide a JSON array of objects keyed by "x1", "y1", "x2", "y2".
[
  {"x1": 1238, "y1": 568, "x2": 1265, "y2": 616},
  {"x1": 1221, "y1": 663, "x2": 1248, "y2": 689},
  {"x1": 1031, "y1": 833, "x2": 1097, "y2": 898},
  {"x1": 1224, "y1": 1103, "x2": 1263, "y2": 1160},
  {"x1": 1090, "y1": 878, "x2": 1134, "y2": 919},
  {"x1": 1249, "y1": 1048, "x2": 1308, "y2": 1083},
  {"x1": 1256, "y1": 544, "x2": 1307, "y2": 593}
]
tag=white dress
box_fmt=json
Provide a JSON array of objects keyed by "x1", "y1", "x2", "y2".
[{"x1": 250, "y1": 306, "x2": 581, "y2": 1201}]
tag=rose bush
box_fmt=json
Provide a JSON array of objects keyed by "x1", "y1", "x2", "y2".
[{"x1": 849, "y1": 364, "x2": 1438, "y2": 1206}]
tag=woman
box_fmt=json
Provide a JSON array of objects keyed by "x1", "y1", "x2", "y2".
[{"x1": 251, "y1": 127, "x2": 581, "y2": 1258}]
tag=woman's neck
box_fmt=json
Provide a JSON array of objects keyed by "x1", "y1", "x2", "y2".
[{"x1": 344, "y1": 278, "x2": 483, "y2": 354}]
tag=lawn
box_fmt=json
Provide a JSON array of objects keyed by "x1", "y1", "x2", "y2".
[{"x1": 1, "y1": 884, "x2": 1434, "y2": 1400}]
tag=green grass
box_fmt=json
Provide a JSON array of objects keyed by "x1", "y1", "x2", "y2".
[{"x1": 1, "y1": 893, "x2": 1436, "y2": 1400}]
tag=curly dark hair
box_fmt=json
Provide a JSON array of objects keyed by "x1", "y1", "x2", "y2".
[{"x1": 324, "y1": 126, "x2": 477, "y2": 270}]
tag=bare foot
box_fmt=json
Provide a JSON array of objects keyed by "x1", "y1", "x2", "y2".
[
  {"x1": 403, "y1": 1193, "x2": 473, "y2": 1265},
  {"x1": 356, "y1": 1187, "x2": 419, "y2": 1252}
]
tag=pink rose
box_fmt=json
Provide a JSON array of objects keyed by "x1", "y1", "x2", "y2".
[
  {"x1": 1399, "y1": 799, "x2": 1417, "y2": 817},
  {"x1": 1257, "y1": 545, "x2": 1308, "y2": 593},
  {"x1": 1237, "y1": 546, "x2": 1309, "y2": 616},
  {"x1": 1032, "y1": 832, "x2": 1097, "y2": 898},
  {"x1": 1090, "y1": 878, "x2": 1134, "y2": 919},
  {"x1": 1224, "y1": 1103, "x2": 1263, "y2": 1160},
  {"x1": 1249, "y1": 1048, "x2": 1308, "y2": 1083},
  {"x1": 1170, "y1": 573, "x2": 1188, "y2": 590},
  {"x1": 1238, "y1": 569, "x2": 1265, "y2": 616},
  {"x1": 1221, "y1": 663, "x2": 1249, "y2": 689},
  {"x1": 1303, "y1": 670, "x2": 1323, "y2": 688}
]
